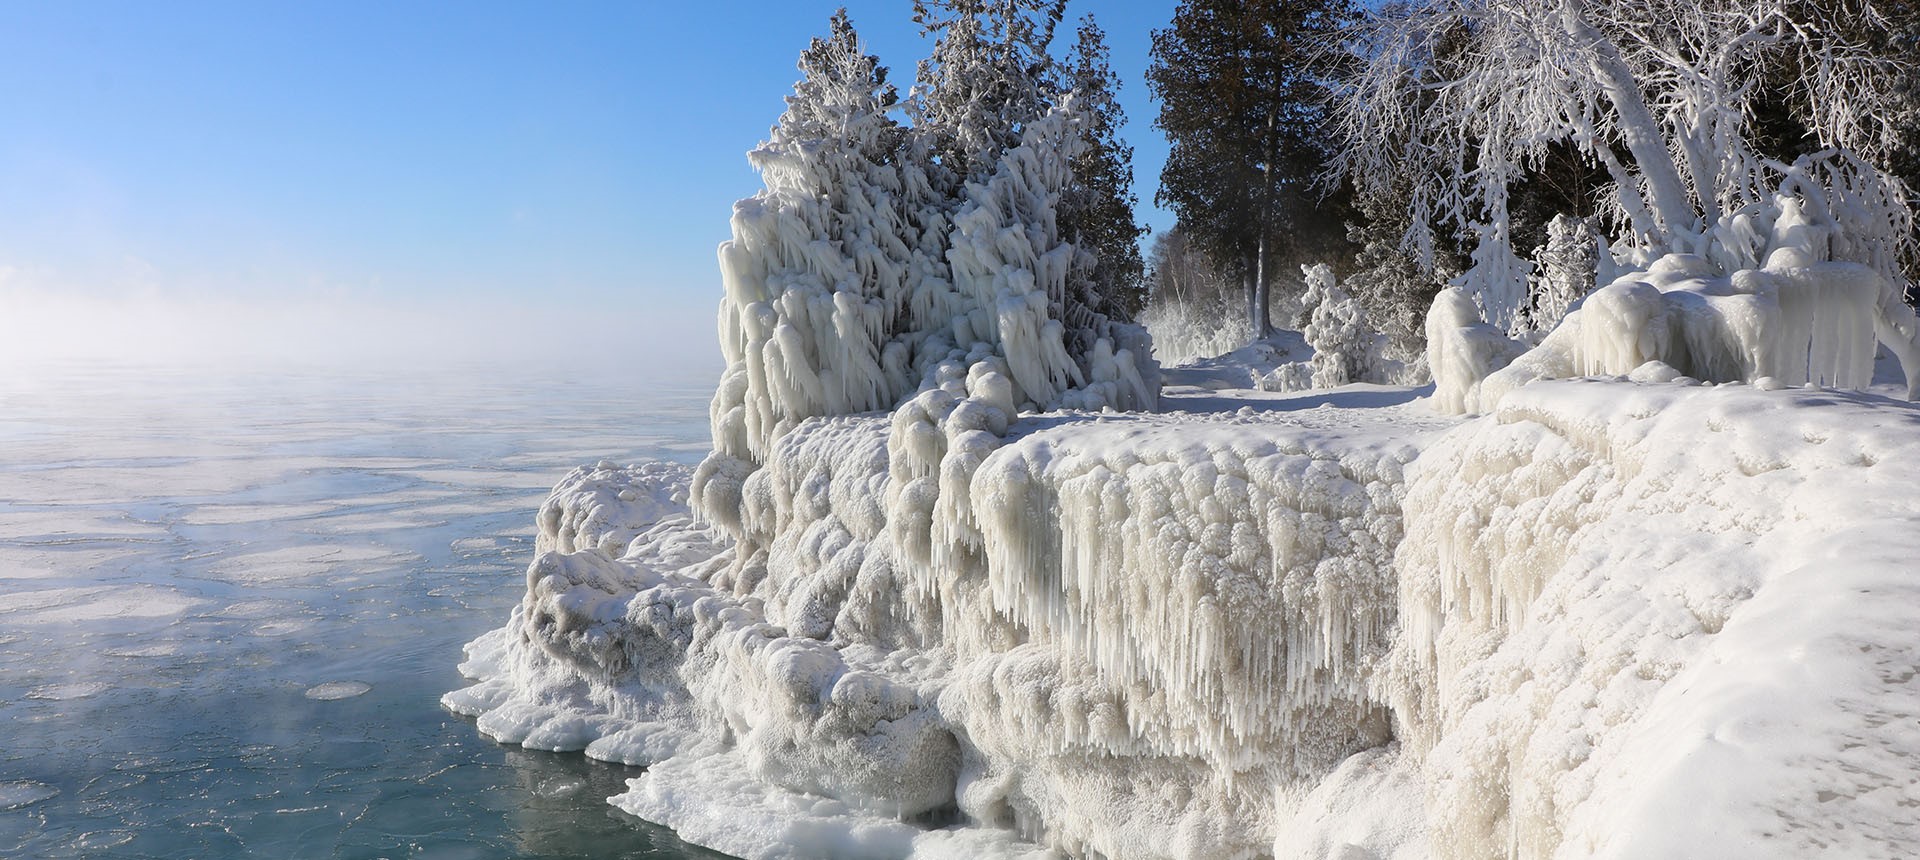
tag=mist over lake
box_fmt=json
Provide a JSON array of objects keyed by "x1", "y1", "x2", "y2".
[{"x1": 0, "y1": 359, "x2": 722, "y2": 859}]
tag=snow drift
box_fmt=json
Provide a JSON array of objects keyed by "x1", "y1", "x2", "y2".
[{"x1": 1385, "y1": 380, "x2": 1920, "y2": 860}]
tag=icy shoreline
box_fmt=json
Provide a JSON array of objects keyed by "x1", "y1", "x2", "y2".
[{"x1": 443, "y1": 367, "x2": 1920, "y2": 859}]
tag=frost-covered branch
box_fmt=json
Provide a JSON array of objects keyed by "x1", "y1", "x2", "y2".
[{"x1": 1335, "y1": 0, "x2": 1915, "y2": 326}]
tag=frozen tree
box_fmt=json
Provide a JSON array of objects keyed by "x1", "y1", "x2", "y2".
[
  {"x1": 905, "y1": 0, "x2": 1148, "y2": 366},
  {"x1": 1456, "y1": 221, "x2": 1534, "y2": 334},
  {"x1": 909, "y1": 0, "x2": 1067, "y2": 186},
  {"x1": 1851, "y1": 0, "x2": 1920, "y2": 297},
  {"x1": 1059, "y1": 14, "x2": 1148, "y2": 318},
  {"x1": 1335, "y1": 0, "x2": 1916, "y2": 313},
  {"x1": 705, "y1": 9, "x2": 917, "y2": 469},
  {"x1": 944, "y1": 96, "x2": 1156, "y2": 411},
  {"x1": 1149, "y1": 0, "x2": 1359, "y2": 340},
  {"x1": 695, "y1": 10, "x2": 1159, "y2": 531},
  {"x1": 1264, "y1": 264, "x2": 1392, "y2": 391},
  {"x1": 1520, "y1": 213, "x2": 1601, "y2": 336}
]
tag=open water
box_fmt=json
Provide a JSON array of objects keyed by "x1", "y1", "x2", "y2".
[{"x1": 0, "y1": 359, "x2": 727, "y2": 859}]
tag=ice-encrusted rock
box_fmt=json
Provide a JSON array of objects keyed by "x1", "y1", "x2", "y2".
[
  {"x1": 452, "y1": 368, "x2": 1920, "y2": 860},
  {"x1": 536, "y1": 460, "x2": 691, "y2": 555},
  {"x1": 451, "y1": 390, "x2": 1449, "y2": 859}
]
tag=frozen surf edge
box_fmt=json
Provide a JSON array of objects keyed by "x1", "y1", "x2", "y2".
[{"x1": 446, "y1": 379, "x2": 1920, "y2": 860}]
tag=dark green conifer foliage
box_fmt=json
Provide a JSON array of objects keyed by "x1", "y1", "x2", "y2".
[
  {"x1": 1060, "y1": 14, "x2": 1148, "y2": 319},
  {"x1": 1148, "y1": 0, "x2": 1357, "y2": 339}
]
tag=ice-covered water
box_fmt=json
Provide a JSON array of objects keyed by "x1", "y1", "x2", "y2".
[{"x1": 0, "y1": 358, "x2": 729, "y2": 858}]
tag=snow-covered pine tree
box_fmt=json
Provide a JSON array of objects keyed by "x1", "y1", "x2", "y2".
[
  {"x1": 698, "y1": 10, "x2": 919, "y2": 523},
  {"x1": 944, "y1": 95, "x2": 1157, "y2": 412},
  {"x1": 1522, "y1": 213, "x2": 1600, "y2": 336},
  {"x1": 1058, "y1": 13, "x2": 1148, "y2": 319},
  {"x1": 696, "y1": 8, "x2": 1161, "y2": 533},
  {"x1": 1262, "y1": 264, "x2": 1390, "y2": 391},
  {"x1": 905, "y1": 0, "x2": 1152, "y2": 392},
  {"x1": 909, "y1": 0, "x2": 1066, "y2": 188}
]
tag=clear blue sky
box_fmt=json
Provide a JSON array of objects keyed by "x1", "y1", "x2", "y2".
[{"x1": 0, "y1": 1, "x2": 1178, "y2": 369}]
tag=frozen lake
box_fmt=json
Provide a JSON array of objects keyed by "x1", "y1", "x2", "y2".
[{"x1": 0, "y1": 359, "x2": 727, "y2": 858}]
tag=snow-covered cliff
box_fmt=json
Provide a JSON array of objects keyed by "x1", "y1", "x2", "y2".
[{"x1": 447, "y1": 354, "x2": 1920, "y2": 859}]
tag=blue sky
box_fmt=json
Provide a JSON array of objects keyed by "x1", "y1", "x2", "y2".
[{"x1": 0, "y1": 1, "x2": 1177, "y2": 369}]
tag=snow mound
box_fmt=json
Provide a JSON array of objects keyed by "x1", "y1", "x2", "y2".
[
  {"x1": 1158, "y1": 333, "x2": 1306, "y2": 391},
  {"x1": 1429, "y1": 197, "x2": 1920, "y2": 414}
]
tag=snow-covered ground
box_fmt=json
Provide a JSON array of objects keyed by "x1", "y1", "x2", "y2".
[{"x1": 444, "y1": 326, "x2": 1920, "y2": 859}]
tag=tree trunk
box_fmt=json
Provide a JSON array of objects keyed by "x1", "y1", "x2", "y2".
[
  {"x1": 1255, "y1": 231, "x2": 1272, "y2": 338},
  {"x1": 1244, "y1": 256, "x2": 1259, "y2": 338},
  {"x1": 1560, "y1": 0, "x2": 1696, "y2": 248},
  {"x1": 1255, "y1": 78, "x2": 1278, "y2": 339}
]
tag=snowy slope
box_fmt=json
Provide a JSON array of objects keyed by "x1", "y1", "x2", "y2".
[{"x1": 1381, "y1": 377, "x2": 1920, "y2": 860}]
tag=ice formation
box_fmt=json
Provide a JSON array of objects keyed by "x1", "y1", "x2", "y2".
[
  {"x1": 696, "y1": 86, "x2": 1157, "y2": 519},
  {"x1": 452, "y1": 394, "x2": 1442, "y2": 859},
  {"x1": 1429, "y1": 193, "x2": 1920, "y2": 414},
  {"x1": 451, "y1": 359, "x2": 1920, "y2": 859}
]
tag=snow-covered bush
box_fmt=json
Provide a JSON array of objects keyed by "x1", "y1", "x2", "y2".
[
  {"x1": 1264, "y1": 264, "x2": 1400, "y2": 391},
  {"x1": 1518, "y1": 213, "x2": 1600, "y2": 339}
]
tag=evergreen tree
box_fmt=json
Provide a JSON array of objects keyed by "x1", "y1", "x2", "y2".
[
  {"x1": 706, "y1": 7, "x2": 918, "y2": 467},
  {"x1": 1059, "y1": 14, "x2": 1148, "y2": 319},
  {"x1": 758, "y1": 7, "x2": 912, "y2": 320},
  {"x1": 908, "y1": 0, "x2": 1067, "y2": 186},
  {"x1": 1341, "y1": 186, "x2": 1453, "y2": 354},
  {"x1": 1148, "y1": 0, "x2": 1357, "y2": 339},
  {"x1": 779, "y1": 9, "x2": 899, "y2": 151}
]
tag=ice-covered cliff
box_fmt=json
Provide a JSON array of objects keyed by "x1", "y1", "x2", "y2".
[{"x1": 446, "y1": 354, "x2": 1920, "y2": 859}]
